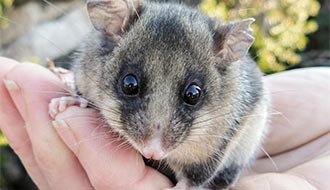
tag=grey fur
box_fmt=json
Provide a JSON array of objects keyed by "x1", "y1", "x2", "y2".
[{"x1": 73, "y1": 1, "x2": 268, "y2": 189}]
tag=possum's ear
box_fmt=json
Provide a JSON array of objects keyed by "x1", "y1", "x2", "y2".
[
  {"x1": 213, "y1": 18, "x2": 255, "y2": 62},
  {"x1": 87, "y1": 0, "x2": 144, "y2": 42}
]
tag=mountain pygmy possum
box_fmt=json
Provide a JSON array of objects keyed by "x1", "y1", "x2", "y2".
[{"x1": 49, "y1": 0, "x2": 269, "y2": 189}]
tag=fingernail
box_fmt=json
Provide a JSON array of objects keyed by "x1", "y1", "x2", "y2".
[
  {"x1": 3, "y1": 79, "x2": 19, "y2": 91},
  {"x1": 52, "y1": 120, "x2": 77, "y2": 148},
  {"x1": 52, "y1": 119, "x2": 78, "y2": 150}
]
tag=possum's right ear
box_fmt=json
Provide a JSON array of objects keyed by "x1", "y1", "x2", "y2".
[{"x1": 87, "y1": 0, "x2": 144, "y2": 42}]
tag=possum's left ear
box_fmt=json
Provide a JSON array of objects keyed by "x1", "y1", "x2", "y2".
[
  {"x1": 213, "y1": 18, "x2": 255, "y2": 62},
  {"x1": 87, "y1": 0, "x2": 144, "y2": 42}
]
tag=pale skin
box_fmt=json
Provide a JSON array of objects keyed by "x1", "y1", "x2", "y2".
[{"x1": 0, "y1": 57, "x2": 329, "y2": 190}]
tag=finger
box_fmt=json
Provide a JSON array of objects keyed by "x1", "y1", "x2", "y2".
[
  {"x1": 286, "y1": 155, "x2": 330, "y2": 190},
  {"x1": 5, "y1": 62, "x2": 94, "y2": 190},
  {"x1": 251, "y1": 132, "x2": 330, "y2": 173},
  {"x1": 0, "y1": 57, "x2": 49, "y2": 189},
  {"x1": 55, "y1": 106, "x2": 173, "y2": 190},
  {"x1": 234, "y1": 173, "x2": 319, "y2": 190},
  {"x1": 261, "y1": 68, "x2": 330, "y2": 156},
  {"x1": 236, "y1": 155, "x2": 330, "y2": 190}
]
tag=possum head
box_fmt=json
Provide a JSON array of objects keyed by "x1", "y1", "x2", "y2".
[{"x1": 77, "y1": 0, "x2": 256, "y2": 162}]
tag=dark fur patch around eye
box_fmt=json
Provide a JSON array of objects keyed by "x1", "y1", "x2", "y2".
[
  {"x1": 178, "y1": 69, "x2": 207, "y2": 110},
  {"x1": 111, "y1": 57, "x2": 150, "y2": 132},
  {"x1": 170, "y1": 70, "x2": 207, "y2": 139},
  {"x1": 112, "y1": 54, "x2": 148, "y2": 97}
]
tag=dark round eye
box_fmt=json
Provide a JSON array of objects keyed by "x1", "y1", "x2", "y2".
[
  {"x1": 183, "y1": 84, "x2": 201, "y2": 105},
  {"x1": 122, "y1": 74, "x2": 139, "y2": 96}
]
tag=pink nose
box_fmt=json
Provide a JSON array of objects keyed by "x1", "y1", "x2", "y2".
[
  {"x1": 142, "y1": 137, "x2": 166, "y2": 160},
  {"x1": 142, "y1": 147, "x2": 165, "y2": 160}
]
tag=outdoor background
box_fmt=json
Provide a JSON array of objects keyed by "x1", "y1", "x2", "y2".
[{"x1": 0, "y1": 0, "x2": 329, "y2": 189}]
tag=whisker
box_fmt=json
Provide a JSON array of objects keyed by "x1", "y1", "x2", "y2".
[
  {"x1": 30, "y1": 90, "x2": 72, "y2": 96},
  {"x1": 259, "y1": 146, "x2": 279, "y2": 172},
  {"x1": 268, "y1": 107, "x2": 295, "y2": 128}
]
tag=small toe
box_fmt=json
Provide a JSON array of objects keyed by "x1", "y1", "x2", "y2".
[{"x1": 49, "y1": 96, "x2": 89, "y2": 118}]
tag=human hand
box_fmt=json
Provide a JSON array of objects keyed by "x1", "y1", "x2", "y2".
[
  {"x1": 234, "y1": 68, "x2": 330, "y2": 190},
  {"x1": 1, "y1": 56, "x2": 329, "y2": 190},
  {"x1": 0, "y1": 57, "x2": 172, "y2": 190}
]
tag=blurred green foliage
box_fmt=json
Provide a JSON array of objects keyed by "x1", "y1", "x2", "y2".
[
  {"x1": 0, "y1": 0, "x2": 14, "y2": 28},
  {"x1": 0, "y1": 133, "x2": 7, "y2": 146},
  {"x1": 200, "y1": 0, "x2": 320, "y2": 73},
  {"x1": 0, "y1": 134, "x2": 8, "y2": 188}
]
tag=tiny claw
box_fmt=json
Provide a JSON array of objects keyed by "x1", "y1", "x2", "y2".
[
  {"x1": 49, "y1": 98, "x2": 60, "y2": 119},
  {"x1": 79, "y1": 98, "x2": 88, "y2": 108}
]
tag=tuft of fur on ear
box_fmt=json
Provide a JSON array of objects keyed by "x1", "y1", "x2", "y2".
[
  {"x1": 213, "y1": 18, "x2": 255, "y2": 62},
  {"x1": 87, "y1": 0, "x2": 144, "y2": 42}
]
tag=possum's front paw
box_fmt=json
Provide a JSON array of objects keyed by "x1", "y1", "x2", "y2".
[{"x1": 49, "y1": 96, "x2": 88, "y2": 118}]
